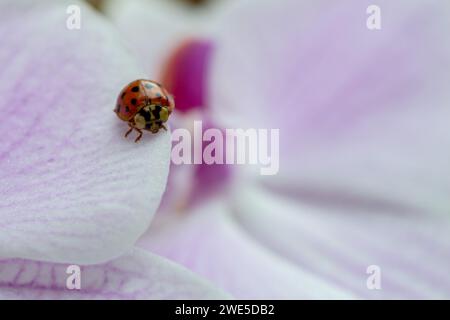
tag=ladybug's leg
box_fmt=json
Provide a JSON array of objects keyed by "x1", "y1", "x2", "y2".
[
  {"x1": 134, "y1": 129, "x2": 143, "y2": 143},
  {"x1": 125, "y1": 122, "x2": 134, "y2": 138},
  {"x1": 161, "y1": 124, "x2": 168, "y2": 131}
]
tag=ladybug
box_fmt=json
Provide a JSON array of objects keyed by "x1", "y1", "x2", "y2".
[{"x1": 114, "y1": 79, "x2": 175, "y2": 142}]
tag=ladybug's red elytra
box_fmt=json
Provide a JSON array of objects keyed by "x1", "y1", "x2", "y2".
[{"x1": 114, "y1": 79, "x2": 175, "y2": 142}]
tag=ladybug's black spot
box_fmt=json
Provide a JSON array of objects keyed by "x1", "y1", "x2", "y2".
[
  {"x1": 139, "y1": 109, "x2": 152, "y2": 122},
  {"x1": 121, "y1": 92, "x2": 126, "y2": 99},
  {"x1": 152, "y1": 105, "x2": 162, "y2": 119},
  {"x1": 131, "y1": 98, "x2": 137, "y2": 106},
  {"x1": 131, "y1": 86, "x2": 140, "y2": 92},
  {"x1": 125, "y1": 106, "x2": 130, "y2": 113}
]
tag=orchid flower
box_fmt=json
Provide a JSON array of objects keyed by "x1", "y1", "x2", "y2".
[
  {"x1": 0, "y1": 0, "x2": 228, "y2": 299},
  {"x1": 2, "y1": 0, "x2": 450, "y2": 300},
  {"x1": 108, "y1": 0, "x2": 450, "y2": 299}
]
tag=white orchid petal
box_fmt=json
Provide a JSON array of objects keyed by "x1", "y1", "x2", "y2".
[
  {"x1": 0, "y1": 0, "x2": 170, "y2": 264},
  {"x1": 0, "y1": 248, "x2": 230, "y2": 299}
]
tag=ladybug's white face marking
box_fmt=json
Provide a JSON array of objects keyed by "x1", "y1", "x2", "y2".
[{"x1": 134, "y1": 113, "x2": 146, "y2": 129}]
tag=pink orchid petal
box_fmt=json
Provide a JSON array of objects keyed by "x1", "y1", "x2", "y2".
[
  {"x1": 0, "y1": 248, "x2": 229, "y2": 299},
  {"x1": 139, "y1": 200, "x2": 354, "y2": 299},
  {"x1": 0, "y1": 1, "x2": 171, "y2": 264},
  {"x1": 210, "y1": 0, "x2": 450, "y2": 213},
  {"x1": 231, "y1": 184, "x2": 450, "y2": 299}
]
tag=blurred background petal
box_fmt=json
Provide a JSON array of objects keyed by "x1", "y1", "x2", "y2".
[
  {"x1": 104, "y1": 0, "x2": 222, "y2": 77},
  {"x1": 210, "y1": 0, "x2": 450, "y2": 214},
  {"x1": 231, "y1": 184, "x2": 450, "y2": 299}
]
